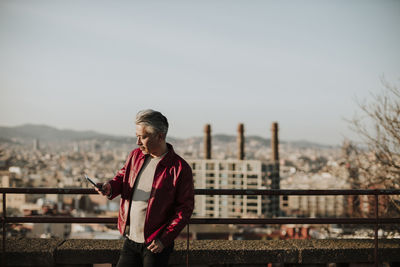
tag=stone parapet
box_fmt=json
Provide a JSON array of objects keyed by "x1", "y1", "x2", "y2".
[{"x1": 2, "y1": 238, "x2": 400, "y2": 266}]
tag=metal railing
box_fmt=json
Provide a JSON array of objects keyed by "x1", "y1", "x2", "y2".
[{"x1": 1, "y1": 188, "x2": 400, "y2": 267}]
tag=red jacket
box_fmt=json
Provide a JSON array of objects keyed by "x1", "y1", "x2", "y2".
[{"x1": 108, "y1": 143, "x2": 194, "y2": 247}]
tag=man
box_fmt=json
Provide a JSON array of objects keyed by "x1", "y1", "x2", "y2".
[{"x1": 96, "y1": 109, "x2": 194, "y2": 267}]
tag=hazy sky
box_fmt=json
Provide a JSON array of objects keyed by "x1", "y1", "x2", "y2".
[{"x1": 1, "y1": 0, "x2": 399, "y2": 145}]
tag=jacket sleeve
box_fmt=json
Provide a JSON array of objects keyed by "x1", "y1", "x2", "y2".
[
  {"x1": 108, "y1": 150, "x2": 133, "y2": 200},
  {"x1": 158, "y1": 163, "x2": 194, "y2": 247}
]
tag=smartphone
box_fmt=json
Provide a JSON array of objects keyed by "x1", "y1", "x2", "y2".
[{"x1": 84, "y1": 174, "x2": 104, "y2": 192}]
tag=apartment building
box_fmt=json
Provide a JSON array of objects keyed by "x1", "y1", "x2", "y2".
[{"x1": 188, "y1": 159, "x2": 275, "y2": 218}]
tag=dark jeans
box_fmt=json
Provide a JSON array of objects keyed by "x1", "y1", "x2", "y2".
[{"x1": 116, "y1": 238, "x2": 174, "y2": 267}]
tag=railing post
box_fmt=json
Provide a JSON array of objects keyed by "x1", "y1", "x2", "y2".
[
  {"x1": 2, "y1": 192, "x2": 6, "y2": 267},
  {"x1": 374, "y1": 193, "x2": 379, "y2": 267}
]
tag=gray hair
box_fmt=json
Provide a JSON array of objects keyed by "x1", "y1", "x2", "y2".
[{"x1": 135, "y1": 109, "x2": 169, "y2": 136}]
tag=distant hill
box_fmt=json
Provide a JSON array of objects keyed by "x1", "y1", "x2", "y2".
[
  {"x1": 0, "y1": 124, "x2": 334, "y2": 149},
  {"x1": 0, "y1": 124, "x2": 126, "y2": 142}
]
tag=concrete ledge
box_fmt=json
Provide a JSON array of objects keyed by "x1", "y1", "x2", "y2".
[
  {"x1": 4, "y1": 237, "x2": 63, "y2": 266},
  {"x1": 55, "y1": 239, "x2": 124, "y2": 265},
  {"x1": 2, "y1": 238, "x2": 400, "y2": 266},
  {"x1": 173, "y1": 240, "x2": 299, "y2": 264},
  {"x1": 173, "y1": 239, "x2": 400, "y2": 265}
]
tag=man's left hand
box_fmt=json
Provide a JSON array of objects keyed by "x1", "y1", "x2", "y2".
[{"x1": 147, "y1": 239, "x2": 165, "y2": 253}]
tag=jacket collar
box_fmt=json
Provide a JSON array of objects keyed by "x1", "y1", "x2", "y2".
[
  {"x1": 159, "y1": 143, "x2": 175, "y2": 167},
  {"x1": 137, "y1": 143, "x2": 176, "y2": 166}
]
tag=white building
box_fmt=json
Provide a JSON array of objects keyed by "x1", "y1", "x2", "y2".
[
  {"x1": 280, "y1": 173, "x2": 347, "y2": 217},
  {"x1": 0, "y1": 171, "x2": 26, "y2": 213},
  {"x1": 188, "y1": 159, "x2": 273, "y2": 218}
]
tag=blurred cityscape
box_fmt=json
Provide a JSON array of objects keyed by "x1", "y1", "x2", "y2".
[{"x1": 0, "y1": 124, "x2": 399, "y2": 242}]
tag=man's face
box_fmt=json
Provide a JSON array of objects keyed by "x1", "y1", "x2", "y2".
[{"x1": 136, "y1": 124, "x2": 163, "y2": 155}]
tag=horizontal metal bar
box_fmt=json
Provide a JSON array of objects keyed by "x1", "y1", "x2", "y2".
[
  {"x1": 1, "y1": 188, "x2": 400, "y2": 195},
  {"x1": 195, "y1": 189, "x2": 400, "y2": 196},
  {"x1": 190, "y1": 218, "x2": 400, "y2": 225},
  {"x1": 3, "y1": 216, "x2": 400, "y2": 225},
  {"x1": 0, "y1": 188, "x2": 96, "y2": 194},
  {"x1": 4, "y1": 217, "x2": 116, "y2": 224}
]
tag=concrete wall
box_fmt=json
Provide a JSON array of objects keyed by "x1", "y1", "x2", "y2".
[{"x1": 2, "y1": 238, "x2": 400, "y2": 266}]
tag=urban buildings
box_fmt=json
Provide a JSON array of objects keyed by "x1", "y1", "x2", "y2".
[
  {"x1": 189, "y1": 123, "x2": 281, "y2": 219},
  {"x1": 189, "y1": 159, "x2": 265, "y2": 218},
  {"x1": 2, "y1": 123, "x2": 397, "y2": 240}
]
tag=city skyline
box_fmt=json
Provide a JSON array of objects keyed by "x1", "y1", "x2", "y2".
[{"x1": 1, "y1": 1, "x2": 399, "y2": 145}]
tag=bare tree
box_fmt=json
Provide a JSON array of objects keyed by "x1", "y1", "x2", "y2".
[
  {"x1": 348, "y1": 78, "x2": 400, "y2": 189},
  {"x1": 346, "y1": 78, "x2": 400, "y2": 216}
]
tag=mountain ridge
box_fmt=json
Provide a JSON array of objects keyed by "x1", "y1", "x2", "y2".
[{"x1": 0, "y1": 124, "x2": 336, "y2": 148}]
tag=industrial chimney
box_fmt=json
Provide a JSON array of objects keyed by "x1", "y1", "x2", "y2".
[
  {"x1": 204, "y1": 124, "x2": 211, "y2": 159},
  {"x1": 237, "y1": 123, "x2": 245, "y2": 160},
  {"x1": 271, "y1": 122, "x2": 279, "y2": 162},
  {"x1": 270, "y1": 121, "x2": 280, "y2": 217}
]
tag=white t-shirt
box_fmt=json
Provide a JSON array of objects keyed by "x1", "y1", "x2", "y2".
[{"x1": 128, "y1": 154, "x2": 164, "y2": 243}]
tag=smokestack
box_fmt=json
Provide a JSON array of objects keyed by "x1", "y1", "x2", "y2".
[
  {"x1": 270, "y1": 122, "x2": 280, "y2": 217},
  {"x1": 271, "y1": 122, "x2": 279, "y2": 162},
  {"x1": 237, "y1": 123, "x2": 245, "y2": 160},
  {"x1": 204, "y1": 124, "x2": 211, "y2": 159}
]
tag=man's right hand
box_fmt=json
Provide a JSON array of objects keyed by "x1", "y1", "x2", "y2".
[{"x1": 95, "y1": 182, "x2": 111, "y2": 197}]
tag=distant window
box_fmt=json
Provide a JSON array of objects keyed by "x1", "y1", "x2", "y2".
[
  {"x1": 206, "y1": 163, "x2": 215, "y2": 170},
  {"x1": 247, "y1": 164, "x2": 253, "y2": 171}
]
